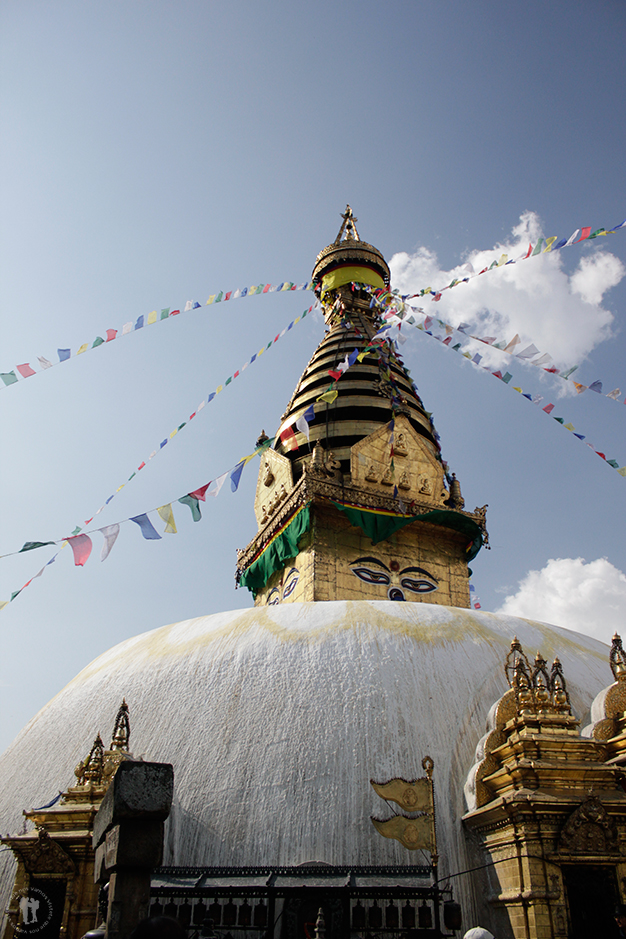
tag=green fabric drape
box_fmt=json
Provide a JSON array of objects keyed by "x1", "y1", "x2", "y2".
[
  {"x1": 331, "y1": 501, "x2": 483, "y2": 560},
  {"x1": 240, "y1": 504, "x2": 311, "y2": 594}
]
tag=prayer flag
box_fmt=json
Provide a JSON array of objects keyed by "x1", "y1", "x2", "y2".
[
  {"x1": 263, "y1": 284, "x2": 271, "y2": 293},
  {"x1": 66, "y1": 534, "x2": 93, "y2": 567},
  {"x1": 122, "y1": 322, "x2": 132, "y2": 335},
  {"x1": 187, "y1": 482, "x2": 211, "y2": 502},
  {"x1": 157, "y1": 504, "x2": 177, "y2": 533},
  {"x1": 77, "y1": 344, "x2": 88, "y2": 354},
  {"x1": 561, "y1": 366, "x2": 578, "y2": 379},
  {"x1": 317, "y1": 388, "x2": 339, "y2": 404},
  {"x1": 607, "y1": 459, "x2": 620, "y2": 469},
  {"x1": 106, "y1": 329, "x2": 117, "y2": 342},
  {"x1": 58, "y1": 349, "x2": 71, "y2": 361},
  {"x1": 517, "y1": 344, "x2": 540, "y2": 359},
  {"x1": 576, "y1": 227, "x2": 592, "y2": 243},
  {"x1": 206, "y1": 295, "x2": 216, "y2": 305},
  {"x1": 147, "y1": 310, "x2": 157, "y2": 324},
  {"x1": 178, "y1": 495, "x2": 202, "y2": 521},
  {"x1": 564, "y1": 229, "x2": 580, "y2": 247},
  {"x1": 589, "y1": 381, "x2": 603, "y2": 394},
  {"x1": 130, "y1": 514, "x2": 162, "y2": 540},
  {"x1": 17, "y1": 363, "x2": 36, "y2": 378},
  {"x1": 160, "y1": 439, "x2": 167, "y2": 448},
  {"x1": 531, "y1": 239, "x2": 544, "y2": 256},
  {"x1": 328, "y1": 369, "x2": 342, "y2": 380},
  {"x1": 224, "y1": 291, "x2": 232, "y2": 301},
  {"x1": 241, "y1": 287, "x2": 248, "y2": 298},
  {"x1": 230, "y1": 461, "x2": 246, "y2": 492},
  {"x1": 92, "y1": 337, "x2": 105, "y2": 347},
  {"x1": 296, "y1": 404, "x2": 316, "y2": 440},
  {"x1": 573, "y1": 383, "x2": 588, "y2": 394},
  {"x1": 208, "y1": 473, "x2": 227, "y2": 498},
  {"x1": 99, "y1": 524, "x2": 120, "y2": 561},
  {"x1": 193, "y1": 301, "x2": 200, "y2": 309},
  {"x1": 553, "y1": 238, "x2": 568, "y2": 250},
  {"x1": 543, "y1": 236, "x2": 557, "y2": 252},
  {"x1": 215, "y1": 292, "x2": 223, "y2": 302},
  {"x1": 232, "y1": 289, "x2": 241, "y2": 299},
  {"x1": 135, "y1": 315, "x2": 144, "y2": 329},
  {"x1": 607, "y1": 389, "x2": 621, "y2": 400},
  {"x1": 1, "y1": 372, "x2": 18, "y2": 386},
  {"x1": 19, "y1": 541, "x2": 55, "y2": 553},
  {"x1": 38, "y1": 356, "x2": 53, "y2": 369},
  {"x1": 279, "y1": 425, "x2": 299, "y2": 452},
  {"x1": 184, "y1": 301, "x2": 193, "y2": 311},
  {"x1": 564, "y1": 423, "x2": 576, "y2": 431},
  {"x1": 161, "y1": 308, "x2": 171, "y2": 319}
]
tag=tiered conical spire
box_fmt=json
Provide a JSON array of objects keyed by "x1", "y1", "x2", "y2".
[{"x1": 236, "y1": 209, "x2": 487, "y2": 608}]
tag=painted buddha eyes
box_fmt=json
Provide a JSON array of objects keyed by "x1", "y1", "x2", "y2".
[
  {"x1": 350, "y1": 557, "x2": 438, "y2": 601},
  {"x1": 266, "y1": 568, "x2": 299, "y2": 604}
]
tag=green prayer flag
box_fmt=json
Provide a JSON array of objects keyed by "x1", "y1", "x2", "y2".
[
  {"x1": 10, "y1": 590, "x2": 21, "y2": 602},
  {"x1": 178, "y1": 495, "x2": 202, "y2": 522},
  {"x1": 161, "y1": 308, "x2": 170, "y2": 319},
  {"x1": 553, "y1": 417, "x2": 565, "y2": 424},
  {"x1": 607, "y1": 459, "x2": 620, "y2": 469},
  {"x1": 19, "y1": 541, "x2": 55, "y2": 553},
  {"x1": 531, "y1": 238, "x2": 544, "y2": 256},
  {"x1": 71, "y1": 526, "x2": 82, "y2": 535},
  {"x1": 502, "y1": 372, "x2": 513, "y2": 383},
  {"x1": 92, "y1": 337, "x2": 105, "y2": 347},
  {"x1": 240, "y1": 504, "x2": 310, "y2": 594},
  {"x1": 0, "y1": 372, "x2": 18, "y2": 386},
  {"x1": 215, "y1": 292, "x2": 223, "y2": 302},
  {"x1": 225, "y1": 377, "x2": 232, "y2": 385}
]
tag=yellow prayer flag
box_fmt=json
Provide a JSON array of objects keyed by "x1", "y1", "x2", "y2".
[
  {"x1": 147, "y1": 310, "x2": 157, "y2": 325},
  {"x1": 618, "y1": 467, "x2": 626, "y2": 477},
  {"x1": 317, "y1": 389, "x2": 338, "y2": 404},
  {"x1": 116, "y1": 485, "x2": 125, "y2": 492},
  {"x1": 543, "y1": 236, "x2": 557, "y2": 252},
  {"x1": 573, "y1": 382, "x2": 588, "y2": 394},
  {"x1": 294, "y1": 317, "x2": 300, "y2": 324},
  {"x1": 206, "y1": 295, "x2": 215, "y2": 305},
  {"x1": 513, "y1": 387, "x2": 523, "y2": 393},
  {"x1": 564, "y1": 423, "x2": 575, "y2": 431},
  {"x1": 157, "y1": 504, "x2": 177, "y2": 534},
  {"x1": 0, "y1": 601, "x2": 9, "y2": 612},
  {"x1": 77, "y1": 343, "x2": 89, "y2": 355},
  {"x1": 497, "y1": 254, "x2": 508, "y2": 266},
  {"x1": 258, "y1": 347, "x2": 265, "y2": 356},
  {"x1": 215, "y1": 385, "x2": 223, "y2": 394},
  {"x1": 169, "y1": 429, "x2": 178, "y2": 439}
]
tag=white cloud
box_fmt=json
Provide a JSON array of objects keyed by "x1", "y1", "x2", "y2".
[
  {"x1": 389, "y1": 212, "x2": 625, "y2": 369},
  {"x1": 496, "y1": 557, "x2": 626, "y2": 644}
]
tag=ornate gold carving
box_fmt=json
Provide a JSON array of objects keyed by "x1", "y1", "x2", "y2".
[
  {"x1": 263, "y1": 462, "x2": 275, "y2": 487},
  {"x1": 610, "y1": 632, "x2": 626, "y2": 681},
  {"x1": 504, "y1": 638, "x2": 573, "y2": 718},
  {"x1": 110, "y1": 698, "x2": 130, "y2": 751},
  {"x1": 398, "y1": 471, "x2": 411, "y2": 490},
  {"x1": 365, "y1": 465, "x2": 378, "y2": 483},
  {"x1": 558, "y1": 796, "x2": 618, "y2": 855},
  {"x1": 394, "y1": 433, "x2": 408, "y2": 456},
  {"x1": 371, "y1": 814, "x2": 434, "y2": 852},
  {"x1": 417, "y1": 474, "x2": 432, "y2": 496},
  {"x1": 381, "y1": 465, "x2": 394, "y2": 486},
  {"x1": 75, "y1": 735, "x2": 104, "y2": 786},
  {"x1": 370, "y1": 757, "x2": 437, "y2": 858},
  {"x1": 17, "y1": 828, "x2": 75, "y2": 875},
  {"x1": 370, "y1": 777, "x2": 431, "y2": 813}
]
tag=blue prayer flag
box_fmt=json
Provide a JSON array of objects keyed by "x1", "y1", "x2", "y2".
[
  {"x1": 135, "y1": 315, "x2": 144, "y2": 329},
  {"x1": 230, "y1": 461, "x2": 245, "y2": 492},
  {"x1": 58, "y1": 349, "x2": 71, "y2": 362},
  {"x1": 130, "y1": 514, "x2": 162, "y2": 540}
]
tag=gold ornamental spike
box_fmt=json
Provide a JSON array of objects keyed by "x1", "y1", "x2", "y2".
[
  {"x1": 334, "y1": 205, "x2": 361, "y2": 244},
  {"x1": 370, "y1": 777, "x2": 431, "y2": 813},
  {"x1": 371, "y1": 814, "x2": 434, "y2": 852}
]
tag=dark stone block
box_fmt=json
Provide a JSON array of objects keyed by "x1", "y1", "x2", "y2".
[
  {"x1": 93, "y1": 761, "x2": 173, "y2": 848},
  {"x1": 105, "y1": 820, "x2": 164, "y2": 870}
]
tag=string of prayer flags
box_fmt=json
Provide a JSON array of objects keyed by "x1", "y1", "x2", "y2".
[
  {"x1": 367, "y1": 286, "x2": 624, "y2": 408},
  {"x1": 1, "y1": 279, "x2": 313, "y2": 388},
  {"x1": 68, "y1": 305, "x2": 314, "y2": 532}
]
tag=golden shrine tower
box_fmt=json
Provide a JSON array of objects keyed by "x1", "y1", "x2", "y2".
[{"x1": 236, "y1": 206, "x2": 488, "y2": 606}]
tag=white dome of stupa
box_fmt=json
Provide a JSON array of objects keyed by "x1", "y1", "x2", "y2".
[{"x1": 0, "y1": 601, "x2": 611, "y2": 919}]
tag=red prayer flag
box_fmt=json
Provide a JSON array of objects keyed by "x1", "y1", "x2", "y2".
[
  {"x1": 596, "y1": 451, "x2": 606, "y2": 460},
  {"x1": 328, "y1": 370, "x2": 342, "y2": 380},
  {"x1": 523, "y1": 243, "x2": 532, "y2": 259},
  {"x1": 543, "y1": 403, "x2": 555, "y2": 414},
  {"x1": 233, "y1": 371, "x2": 239, "y2": 379},
  {"x1": 170, "y1": 309, "x2": 181, "y2": 315},
  {"x1": 189, "y1": 483, "x2": 211, "y2": 502},
  {"x1": 279, "y1": 425, "x2": 299, "y2": 452},
  {"x1": 576, "y1": 227, "x2": 592, "y2": 243},
  {"x1": 138, "y1": 462, "x2": 146, "y2": 470},
  {"x1": 66, "y1": 534, "x2": 93, "y2": 567},
  {"x1": 106, "y1": 329, "x2": 117, "y2": 342},
  {"x1": 224, "y1": 291, "x2": 232, "y2": 301},
  {"x1": 17, "y1": 363, "x2": 36, "y2": 378},
  {"x1": 263, "y1": 284, "x2": 271, "y2": 293}
]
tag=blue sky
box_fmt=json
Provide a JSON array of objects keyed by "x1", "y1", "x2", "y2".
[{"x1": 1, "y1": 0, "x2": 626, "y2": 752}]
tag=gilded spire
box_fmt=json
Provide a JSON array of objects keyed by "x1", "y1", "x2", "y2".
[
  {"x1": 110, "y1": 698, "x2": 131, "y2": 751},
  {"x1": 334, "y1": 205, "x2": 360, "y2": 243}
]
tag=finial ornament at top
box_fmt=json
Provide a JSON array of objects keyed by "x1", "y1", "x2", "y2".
[
  {"x1": 110, "y1": 698, "x2": 130, "y2": 751},
  {"x1": 610, "y1": 632, "x2": 626, "y2": 681},
  {"x1": 504, "y1": 637, "x2": 572, "y2": 716},
  {"x1": 75, "y1": 734, "x2": 105, "y2": 786},
  {"x1": 334, "y1": 205, "x2": 361, "y2": 244}
]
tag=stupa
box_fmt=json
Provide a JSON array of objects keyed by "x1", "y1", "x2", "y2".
[{"x1": 0, "y1": 209, "x2": 622, "y2": 939}]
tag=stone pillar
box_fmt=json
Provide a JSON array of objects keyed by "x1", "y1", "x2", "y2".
[{"x1": 92, "y1": 761, "x2": 174, "y2": 939}]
